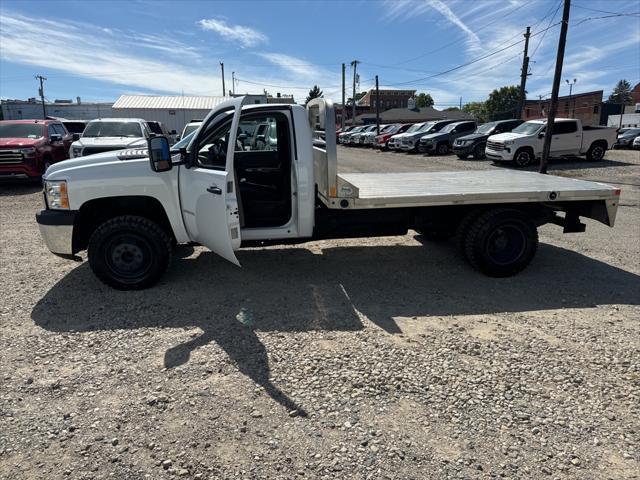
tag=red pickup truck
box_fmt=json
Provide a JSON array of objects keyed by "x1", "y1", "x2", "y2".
[{"x1": 0, "y1": 119, "x2": 73, "y2": 180}]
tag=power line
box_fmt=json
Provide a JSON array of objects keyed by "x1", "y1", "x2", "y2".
[
  {"x1": 572, "y1": 2, "x2": 640, "y2": 16},
  {"x1": 530, "y1": 1, "x2": 563, "y2": 61}
]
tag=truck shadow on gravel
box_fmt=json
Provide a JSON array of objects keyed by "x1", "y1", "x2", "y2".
[
  {"x1": 492, "y1": 157, "x2": 635, "y2": 171},
  {"x1": 31, "y1": 242, "x2": 640, "y2": 413}
]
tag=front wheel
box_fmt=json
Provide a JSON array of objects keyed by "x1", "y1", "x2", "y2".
[
  {"x1": 463, "y1": 209, "x2": 538, "y2": 277},
  {"x1": 512, "y1": 148, "x2": 534, "y2": 167},
  {"x1": 88, "y1": 215, "x2": 172, "y2": 290},
  {"x1": 436, "y1": 143, "x2": 449, "y2": 155},
  {"x1": 586, "y1": 142, "x2": 606, "y2": 161},
  {"x1": 473, "y1": 143, "x2": 486, "y2": 159}
]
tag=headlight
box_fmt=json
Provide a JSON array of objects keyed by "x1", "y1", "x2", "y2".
[
  {"x1": 44, "y1": 180, "x2": 70, "y2": 210},
  {"x1": 424, "y1": 138, "x2": 434, "y2": 144},
  {"x1": 504, "y1": 140, "x2": 514, "y2": 146},
  {"x1": 20, "y1": 147, "x2": 36, "y2": 157},
  {"x1": 72, "y1": 147, "x2": 83, "y2": 157}
]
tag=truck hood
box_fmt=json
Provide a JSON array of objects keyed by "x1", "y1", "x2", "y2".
[
  {"x1": 457, "y1": 132, "x2": 489, "y2": 142},
  {"x1": 44, "y1": 148, "x2": 149, "y2": 179},
  {"x1": 420, "y1": 132, "x2": 447, "y2": 142},
  {"x1": 74, "y1": 136, "x2": 146, "y2": 148},
  {"x1": 0, "y1": 137, "x2": 44, "y2": 148},
  {"x1": 487, "y1": 132, "x2": 527, "y2": 142}
]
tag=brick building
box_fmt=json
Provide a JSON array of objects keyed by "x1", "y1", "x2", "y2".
[
  {"x1": 356, "y1": 89, "x2": 417, "y2": 110},
  {"x1": 522, "y1": 90, "x2": 603, "y2": 126}
]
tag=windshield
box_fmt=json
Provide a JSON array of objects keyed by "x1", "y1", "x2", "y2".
[
  {"x1": 620, "y1": 128, "x2": 640, "y2": 136},
  {"x1": 512, "y1": 121, "x2": 544, "y2": 135},
  {"x1": 83, "y1": 121, "x2": 143, "y2": 138},
  {"x1": 418, "y1": 122, "x2": 436, "y2": 132},
  {"x1": 405, "y1": 123, "x2": 423, "y2": 133},
  {"x1": 171, "y1": 130, "x2": 196, "y2": 151},
  {"x1": 0, "y1": 123, "x2": 44, "y2": 139},
  {"x1": 441, "y1": 123, "x2": 459, "y2": 133},
  {"x1": 476, "y1": 122, "x2": 497, "y2": 134}
]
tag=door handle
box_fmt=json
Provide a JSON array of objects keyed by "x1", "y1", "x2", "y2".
[{"x1": 206, "y1": 186, "x2": 222, "y2": 195}]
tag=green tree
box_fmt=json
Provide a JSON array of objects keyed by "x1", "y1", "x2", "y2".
[
  {"x1": 415, "y1": 92, "x2": 434, "y2": 108},
  {"x1": 305, "y1": 85, "x2": 324, "y2": 105},
  {"x1": 462, "y1": 101, "x2": 488, "y2": 122},
  {"x1": 608, "y1": 79, "x2": 633, "y2": 105},
  {"x1": 485, "y1": 85, "x2": 522, "y2": 120},
  {"x1": 443, "y1": 107, "x2": 460, "y2": 111},
  {"x1": 346, "y1": 92, "x2": 367, "y2": 106}
]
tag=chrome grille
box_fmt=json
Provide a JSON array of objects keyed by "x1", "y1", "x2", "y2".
[
  {"x1": 486, "y1": 141, "x2": 504, "y2": 152},
  {"x1": 82, "y1": 146, "x2": 122, "y2": 156},
  {"x1": 0, "y1": 149, "x2": 24, "y2": 164}
]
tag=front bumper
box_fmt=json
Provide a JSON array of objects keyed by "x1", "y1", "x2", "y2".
[
  {"x1": 36, "y1": 209, "x2": 78, "y2": 257},
  {"x1": 485, "y1": 150, "x2": 512, "y2": 161},
  {"x1": 418, "y1": 142, "x2": 436, "y2": 153},
  {"x1": 0, "y1": 161, "x2": 42, "y2": 179},
  {"x1": 452, "y1": 144, "x2": 474, "y2": 156}
]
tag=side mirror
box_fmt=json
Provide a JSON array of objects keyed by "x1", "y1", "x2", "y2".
[
  {"x1": 50, "y1": 134, "x2": 62, "y2": 142},
  {"x1": 72, "y1": 133, "x2": 81, "y2": 141},
  {"x1": 238, "y1": 133, "x2": 248, "y2": 141},
  {"x1": 538, "y1": 131, "x2": 545, "y2": 139},
  {"x1": 170, "y1": 130, "x2": 177, "y2": 135},
  {"x1": 148, "y1": 136, "x2": 172, "y2": 172}
]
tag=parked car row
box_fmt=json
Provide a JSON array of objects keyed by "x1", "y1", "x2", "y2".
[
  {"x1": 338, "y1": 117, "x2": 618, "y2": 167},
  {"x1": 0, "y1": 117, "x2": 181, "y2": 180},
  {"x1": 613, "y1": 127, "x2": 640, "y2": 149}
]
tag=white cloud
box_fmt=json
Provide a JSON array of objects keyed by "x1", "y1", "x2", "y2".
[
  {"x1": 254, "y1": 53, "x2": 318, "y2": 78},
  {"x1": 427, "y1": 0, "x2": 480, "y2": 44},
  {"x1": 198, "y1": 18, "x2": 267, "y2": 48}
]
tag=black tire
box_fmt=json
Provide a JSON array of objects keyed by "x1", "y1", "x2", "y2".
[
  {"x1": 463, "y1": 209, "x2": 538, "y2": 277},
  {"x1": 88, "y1": 215, "x2": 172, "y2": 290},
  {"x1": 455, "y1": 210, "x2": 482, "y2": 255},
  {"x1": 586, "y1": 142, "x2": 606, "y2": 161},
  {"x1": 436, "y1": 143, "x2": 449, "y2": 155},
  {"x1": 473, "y1": 143, "x2": 486, "y2": 160},
  {"x1": 456, "y1": 154, "x2": 468, "y2": 160},
  {"x1": 512, "y1": 148, "x2": 534, "y2": 167}
]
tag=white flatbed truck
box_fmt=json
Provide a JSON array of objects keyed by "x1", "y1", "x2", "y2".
[{"x1": 37, "y1": 97, "x2": 621, "y2": 290}]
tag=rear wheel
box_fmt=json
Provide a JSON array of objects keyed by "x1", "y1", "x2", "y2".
[
  {"x1": 88, "y1": 215, "x2": 172, "y2": 290},
  {"x1": 473, "y1": 143, "x2": 486, "y2": 159},
  {"x1": 586, "y1": 142, "x2": 606, "y2": 161},
  {"x1": 463, "y1": 209, "x2": 538, "y2": 277},
  {"x1": 513, "y1": 148, "x2": 534, "y2": 167}
]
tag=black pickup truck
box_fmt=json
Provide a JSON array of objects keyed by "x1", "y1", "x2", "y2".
[{"x1": 452, "y1": 119, "x2": 523, "y2": 159}]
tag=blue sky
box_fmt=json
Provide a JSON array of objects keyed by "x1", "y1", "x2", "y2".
[{"x1": 1, "y1": 0, "x2": 638, "y2": 109}]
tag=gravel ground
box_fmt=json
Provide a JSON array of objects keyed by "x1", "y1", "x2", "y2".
[{"x1": 1, "y1": 148, "x2": 639, "y2": 479}]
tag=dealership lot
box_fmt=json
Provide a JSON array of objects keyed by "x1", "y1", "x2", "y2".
[{"x1": 1, "y1": 149, "x2": 639, "y2": 479}]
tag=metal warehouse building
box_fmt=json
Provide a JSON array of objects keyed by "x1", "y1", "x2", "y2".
[{"x1": 111, "y1": 94, "x2": 267, "y2": 134}]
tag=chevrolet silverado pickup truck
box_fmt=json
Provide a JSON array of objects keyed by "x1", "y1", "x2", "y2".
[
  {"x1": 37, "y1": 97, "x2": 621, "y2": 290},
  {"x1": 485, "y1": 118, "x2": 617, "y2": 167},
  {"x1": 69, "y1": 118, "x2": 150, "y2": 158},
  {"x1": 0, "y1": 119, "x2": 72, "y2": 180}
]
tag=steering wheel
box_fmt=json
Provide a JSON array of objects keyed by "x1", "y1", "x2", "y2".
[{"x1": 199, "y1": 138, "x2": 227, "y2": 166}]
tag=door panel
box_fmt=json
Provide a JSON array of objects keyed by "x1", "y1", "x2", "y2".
[
  {"x1": 550, "y1": 122, "x2": 580, "y2": 154},
  {"x1": 178, "y1": 97, "x2": 244, "y2": 266}
]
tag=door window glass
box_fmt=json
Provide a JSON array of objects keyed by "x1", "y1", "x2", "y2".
[
  {"x1": 53, "y1": 124, "x2": 67, "y2": 136},
  {"x1": 552, "y1": 121, "x2": 577, "y2": 134},
  {"x1": 48, "y1": 125, "x2": 57, "y2": 138}
]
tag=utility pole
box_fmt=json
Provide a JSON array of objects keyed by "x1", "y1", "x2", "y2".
[
  {"x1": 540, "y1": 0, "x2": 571, "y2": 174},
  {"x1": 565, "y1": 78, "x2": 576, "y2": 116},
  {"x1": 232, "y1": 71, "x2": 235, "y2": 95},
  {"x1": 517, "y1": 26, "x2": 531, "y2": 120},
  {"x1": 375, "y1": 75, "x2": 380, "y2": 134},
  {"x1": 341, "y1": 63, "x2": 346, "y2": 127},
  {"x1": 220, "y1": 62, "x2": 226, "y2": 97},
  {"x1": 351, "y1": 60, "x2": 359, "y2": 126},
  {"x1": 35, "y1": 74, "x2": 47, "y2": 119}
]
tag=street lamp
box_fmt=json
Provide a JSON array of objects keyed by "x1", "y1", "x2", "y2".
[{"x1": 565, "y1": 78, "x2": 577, "y2": 117}]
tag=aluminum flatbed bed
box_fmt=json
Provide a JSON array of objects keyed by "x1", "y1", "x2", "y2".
[{"x1": 335, "y1": 170, "x2": 619, "y2": 209}]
